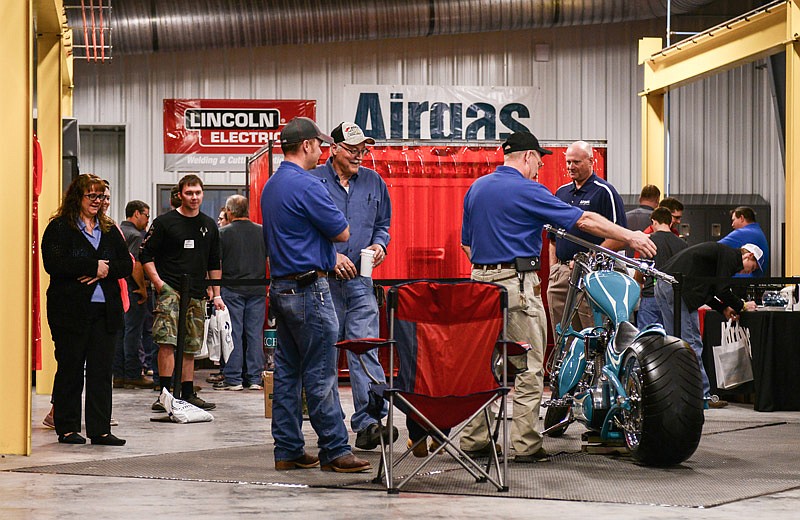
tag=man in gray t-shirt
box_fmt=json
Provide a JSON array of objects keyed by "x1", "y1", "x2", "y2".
[
  {"x1": 113, "y1": 200, "x2": 154, "y2": 389},
  {"x1": 215, "y1": 195, "x2": 268, "y2": 391}
]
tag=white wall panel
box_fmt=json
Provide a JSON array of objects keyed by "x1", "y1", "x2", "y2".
[{"x1": 73, "y1": 18, "x2": 786, "y2": 272}]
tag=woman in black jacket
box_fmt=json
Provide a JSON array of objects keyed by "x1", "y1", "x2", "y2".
[{"x1": 42, "y1": 174, "x2": 132, "y2": 445}]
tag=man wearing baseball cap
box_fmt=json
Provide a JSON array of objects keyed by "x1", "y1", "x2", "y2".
[
  {"x1": 655, "y1": 240, "x2": 760, "y2": 408},
  {"x1": 460, "y1": 131, "x2": 656, "y2": 462},
  {"x1": 261, "y1": 116, "x2": 371, "y2": 473},
  {"x1": 313, "y1": 122, "x2": 396, "y2": 451}
]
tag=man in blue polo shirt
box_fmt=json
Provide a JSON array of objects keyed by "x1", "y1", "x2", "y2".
[
  {"x1": 261, "y1": 116, "x2": 370, "y2": 474},
  {"x1": 313, "y1": 122, "x2": 396, "y2": 451},
  {"x1": 548, "y1": 140, "x2": 627, "y2": 336},
  {"x1": 460, "y1": 132, "x2": 655, "y2": 463},
  {"x1": 719, "y1": 206, "x2": 769, "y2": 278}
]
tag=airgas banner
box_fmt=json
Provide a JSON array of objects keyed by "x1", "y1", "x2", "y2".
[
  {"x1": 340, "y1": 85, "x2": 540, "y2": 141},
  {"x1": 163, "y1": 99, "x2": 315, "y2": 171}
]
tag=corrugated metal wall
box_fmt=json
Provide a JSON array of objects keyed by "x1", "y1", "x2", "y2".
[{"x1": 72, "y1": 18, "x2": 785, "y2": 272}]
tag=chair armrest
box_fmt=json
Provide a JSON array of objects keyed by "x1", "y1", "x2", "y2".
[
  {"x1": 495, "y1": 340, "x2": 530, "y2": 356},
  {"x1": 336, "y1": 338, "x2": 395, "y2": 355}
]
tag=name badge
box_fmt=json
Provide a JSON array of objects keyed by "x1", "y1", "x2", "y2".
[{"x1": 184, "y1": 239, "x2": 195, "y2": 249}]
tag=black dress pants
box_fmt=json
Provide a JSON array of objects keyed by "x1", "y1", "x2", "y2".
[{"x1": 51, "y1": 303, "x2": 116, "y2": 438}]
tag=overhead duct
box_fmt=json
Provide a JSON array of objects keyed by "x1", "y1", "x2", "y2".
[{"x1": 64, "y1": 0, "x2": 718, "y2": 56}]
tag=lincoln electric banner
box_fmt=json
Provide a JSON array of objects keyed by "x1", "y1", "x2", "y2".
[
  {"x1": 340, "y1": 85, "x2": 540, "y2": 141},
  {"x1": 163, "y1": 99, "x2": 315, "y2": 171}
]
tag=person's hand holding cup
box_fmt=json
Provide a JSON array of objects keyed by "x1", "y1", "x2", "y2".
[{"x1": 360, "y1": 248, "x2": 376, "y2": 278}]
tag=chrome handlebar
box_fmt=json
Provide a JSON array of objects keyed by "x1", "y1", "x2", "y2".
[{"x1": 544, "y1": 224, "x2": 677, "y2": 284}]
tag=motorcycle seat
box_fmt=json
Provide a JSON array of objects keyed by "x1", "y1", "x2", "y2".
[{"x1": 613, "y1": 321, "x2": 640, "y2": 355}]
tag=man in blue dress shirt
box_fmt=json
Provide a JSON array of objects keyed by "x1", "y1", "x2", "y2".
[
  {"x1": 261, "y1": 117, "x2": 370, "y2": 473},
  {"x1": 313, "y1": 122, "x2": 396, "y2": 451}
]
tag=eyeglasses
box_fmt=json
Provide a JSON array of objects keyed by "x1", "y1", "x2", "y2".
[
  {"x1": 140, "y1": 212, "x2": 150, "y2": 219},
  {"x1": 338, "y1": 144, "x2": 369, "y2": 157},
  {"x1": 84, "y1": 193, "x2": 111, "y2": 201}
]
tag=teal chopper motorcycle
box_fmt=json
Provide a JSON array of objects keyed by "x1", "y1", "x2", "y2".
[{"x1": 542, "y1": 225, "x2": 704, "y2": 466}]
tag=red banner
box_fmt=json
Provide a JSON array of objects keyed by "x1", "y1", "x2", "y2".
[{"x1": 163, "y1": 99, "x2": 315, "y2": 171}]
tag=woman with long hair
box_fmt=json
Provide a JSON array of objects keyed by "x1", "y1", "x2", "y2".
[{"x1": 41, "y1": 174, "x2": 132, "y2": 445}]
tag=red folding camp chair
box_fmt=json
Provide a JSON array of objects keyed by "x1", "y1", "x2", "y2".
[{"x1": 338, "y1": 280, "x2": 528, "y2": 493}]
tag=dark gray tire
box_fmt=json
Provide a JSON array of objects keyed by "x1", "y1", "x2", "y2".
[{"x1": 619, "y1": 333, "x2": 705, "y2": 466}]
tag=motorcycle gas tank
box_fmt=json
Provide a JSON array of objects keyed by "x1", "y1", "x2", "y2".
[
  {"x1": 556, "y1": 335, "x2": 588, "y2": 397},
  {"x1": 584, "y1": 270, "x2": 640, "y2": 327}
]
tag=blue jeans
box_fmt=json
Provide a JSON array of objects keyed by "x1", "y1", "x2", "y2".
[
  {"x1": 329, "y1": 276, "x2": 387, "y2": 433},
  {"x1": 222, "y1": 288, "x2": 267, "y2": 386},
  {"x1": 113, "y1": 284, "x2": 146, "y2": 380},
  {"x1": 636, "y1": 295, "x2": 663, "y2": 329},
  {"x1": 655, "y1": 280, "x2": 711, "y2": 396},
  {"x1": 269, "y1": 277, "x2": 351, "y2": 466}
]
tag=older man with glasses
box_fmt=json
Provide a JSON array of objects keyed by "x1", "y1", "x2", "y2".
[
  {"x1": 313, "y1": 122, "x2": 395, "y2": 452},
  {"x1": 113, "y1": 200, "x2": 155, "y2": 390}
]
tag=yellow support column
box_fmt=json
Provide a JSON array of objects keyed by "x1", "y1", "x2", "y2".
[
  {"x1": 0, "y1": 0, "x2": 33, "y2": 455},
  {"x1": 639, "y1": 38, "x2": 666, "y2": 194},
  {"x1": 37, "y1": 33, "x2": 64, "y2": 396},
  {"x1": 786, "y1": 3, "x2": 800, "y2": 275},
  {"x1": 641, "y1": 94, "x2": 665, "y2": 193}
]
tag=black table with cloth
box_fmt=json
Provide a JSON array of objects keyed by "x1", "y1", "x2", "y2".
[{"x1": 701, "y1": 309, "x2": 800, "y2": 411}]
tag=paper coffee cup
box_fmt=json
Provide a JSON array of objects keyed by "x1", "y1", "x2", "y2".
[{"x1": 360, "y1": 249, "x2": 376, "y2": 278}]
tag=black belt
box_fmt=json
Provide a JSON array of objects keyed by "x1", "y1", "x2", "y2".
[
  {"x1": 274, "y1": 270, "x2": 330, "y2": 281},
  {"x1": 472, "y1": 263, "x2": 515, "y2": 270}
]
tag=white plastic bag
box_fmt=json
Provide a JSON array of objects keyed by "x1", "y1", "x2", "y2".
[
  {"x1": 713, "y1": 320, "x2": 753, "y2": 389},
  {"x1": 196, "y1": 317, "x2": 211, "y2": 360},
  {"x1": 204, "y1": 308, "x2": 233, "y2": 363},
  {"x1": 159, "y1": 388, "x2": 214, "y2": 424}
]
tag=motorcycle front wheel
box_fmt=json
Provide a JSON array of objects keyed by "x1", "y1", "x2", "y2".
[{"x1": 619, "y1": 334, "x2": 705, "y2": 466}]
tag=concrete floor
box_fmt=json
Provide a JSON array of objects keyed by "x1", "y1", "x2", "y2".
[{"x1": 2, "y1": 369, "x2": 799, "y2": 519}]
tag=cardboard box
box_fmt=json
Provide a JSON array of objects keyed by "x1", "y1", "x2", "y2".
[
  {"x1": 263, "y1": 370, "x2": 274, "y2": 418},
  {"x1": 262, "y1": 370, "x2": 309, "y2": 420}
]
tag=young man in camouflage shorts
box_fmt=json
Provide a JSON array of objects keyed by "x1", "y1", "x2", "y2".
[{"x1": 141, "y1": 174, "x2": 224, "y2": 411}]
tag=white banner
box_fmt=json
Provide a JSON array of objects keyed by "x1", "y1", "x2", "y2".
[{"x1": 340, "y1": 85, "x2": 540, "y2": 141}]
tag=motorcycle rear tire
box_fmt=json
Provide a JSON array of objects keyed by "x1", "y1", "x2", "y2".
[
  {"x1": 619, "y1": 334, "x2": 704, "y2": 466},
  {"x1": 544, "y1": 405, "x2": 570, "y2": 437}
]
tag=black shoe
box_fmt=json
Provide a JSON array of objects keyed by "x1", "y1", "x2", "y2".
[
  {"x1": 151, "y1": 399, "x2": 166, "y2": 413},
  {"x1": 355, "y1": 423, "x2": 381, "y2": 450},
  {"x1": 58, "y1": 432, "x2": 86, "y2": 444},
  {"x1": 514, "y1": 447, "x2": 549, "y2": 463},
  {"x1": 91, "y1": 433, "x2": 126, "y2": 446},
  {"x1": 185, "y1": 393, "x2": 216, "y2": 410},
  {"x1": 462, "y1": 442, "x2": 502, "y2": 458},
  {"x1": 381, "y1": 424, "x2": 399, "y2": 445},
  {"x1": 355, "y1": 423, "x2": 399, "y2": 450}
]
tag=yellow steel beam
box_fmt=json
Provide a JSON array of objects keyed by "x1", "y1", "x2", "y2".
[
  {"x1": 0, "y1": 0, "x2": 33, "y2": 456},
  {"x1": 786, "y1": 1, "x2": 800, "y2": 275},
  {"x1": 639, "y1": 38, "x2": 666, "y2": 193},
  {"x1": 641, "y1": 1, "x2": 794, "y2": 96},
  {"x1": 34, "y1": 1, "x2": 73, "y2": 114},
  {"x1": 37, "y1": 32, "x2": 63, "y2": 397}
]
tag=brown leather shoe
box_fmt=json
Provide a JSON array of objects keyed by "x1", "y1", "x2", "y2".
[
  {"x1": 320, "y1": 453, "x2": 372, "y2": 473},
  {"x1": 274, "y1": 453, "x2": 320, "y2": 470},
  {"x1": 124, "y1": 376, "x2": 155, "y2": 389}
]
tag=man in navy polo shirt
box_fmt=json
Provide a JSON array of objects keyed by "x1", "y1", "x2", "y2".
[
  {"x1": 261, "y1": 117, "x2": 370, "y2": 474},
  {"x1": 460, "y1": 132, "x2": 655, "y2": 463},
  {"x1": 547, "y1": 140, "x2": 627, "y2": 337}
]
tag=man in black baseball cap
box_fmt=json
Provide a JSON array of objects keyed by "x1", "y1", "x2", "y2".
[
  {"x1": 502, "y1": 132, "x2": 553, "y2": 156},
  {"x1": 459, "y1": 130, "x2": 655, "y2": 463},
  {"x1": 280, "y1": 116, "x2": 333, "y2": 146}
]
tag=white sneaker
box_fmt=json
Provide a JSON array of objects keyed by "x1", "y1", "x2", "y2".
[{"x1": 248, "y1": 384, "x2": 263, "y2": 391}]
